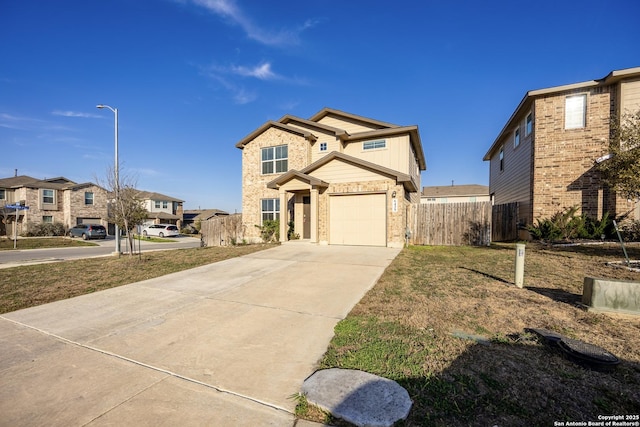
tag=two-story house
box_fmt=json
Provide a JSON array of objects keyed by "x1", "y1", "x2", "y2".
[
  {"x1": 483, "y1": 67, "x2": 640, "y2": 238},
  {"x1": 0, "y1": 175, "x2": 109, "y2": 236},
  {"x1": 137, "y1": 190, "x2": 184, "y2": 228},
  {"x1": 236, "y1": 108, "x2": 426, "y2": 247}
]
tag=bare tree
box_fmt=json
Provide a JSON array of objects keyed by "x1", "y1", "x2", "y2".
[{"x1": 98, "y1": 167, "x2": 148, "y2": 256}]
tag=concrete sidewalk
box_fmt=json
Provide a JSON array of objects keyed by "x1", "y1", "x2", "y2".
[{"x1": 0, "y1": 243, "x2": 400, "y2": 426}]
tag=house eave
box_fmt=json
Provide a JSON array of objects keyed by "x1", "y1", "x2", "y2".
[{"x1": 236, "y1": 121, "x2": 317, "y2": 149}]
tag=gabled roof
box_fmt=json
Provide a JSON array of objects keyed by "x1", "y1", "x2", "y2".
[
  {"x1": 279, "y1": 114, "x2": 349, "y2": 138},
  {"x1": 136, "y1": 190, "x2": 184, "y2": 202},
  {"x1": 235, "y1": 121, "x2": 317, "y2": 149},
  {"x1": 0, "y1": 175, "x2": 77, "y2": 190},
  {"x1": 266, "y1": 170, "x2": 330, "y2": 190},
  {"x1": 184, "y1": 209, "x2": 229, "y2": 221},
  {"x1": 422, "y1": 184, "x2": 489, "y2": 198},
  {"x1": 309, "y1": 107, "x2": 399, "y2": 129},
  {"x1": 266, "y1": 152, "x2": 417, "y2": 192},
  {"x1": 235, "y1": 107, "x2": 426, "y2": 171},
  {"x1": 484, "y1": 66, "x2": 640, "y2": 160}
]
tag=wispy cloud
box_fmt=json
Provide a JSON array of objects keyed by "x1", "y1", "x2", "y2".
[
  {"x1": 230, "y1": 62, "x2": 278, "y2": 80},
  {"x1": 0, "y1": 113, "x2": 47, "y2": 130},
  {"x1": 52, "y1": 110, "x2": 102, "y2": 118},
  {"x1": 190, "y1": 0, "x2": 319, "y2": 46}
]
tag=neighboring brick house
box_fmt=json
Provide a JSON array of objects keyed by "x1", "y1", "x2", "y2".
[
  {"x1": 236, "y1": 107, "x2": 426, "y2": 247},
  {"x1": 421, "y1": 184, "x2": 489, "y2": 204},
  {"x1": 483, "y1": 67, "x2": 640, "y2": 238},
  {"x1": 137, "y1": 191, "x2": 184, "y2": 228},
  {"x1": 0, "y1": 175, "x2": 109, "y2": 236}
]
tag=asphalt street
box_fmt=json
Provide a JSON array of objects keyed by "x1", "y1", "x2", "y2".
[{"x1": 0, "y1": 236, "x2": 202, "y2": 269}]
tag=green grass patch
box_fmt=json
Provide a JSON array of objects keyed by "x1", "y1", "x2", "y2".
[{"x1": 0, "y1": 237, "x2": 96, "y2": 250}]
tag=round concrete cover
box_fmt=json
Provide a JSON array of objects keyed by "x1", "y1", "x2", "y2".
[{"x1": 301, "y1": 368, "x2": 412, "y2": 427}]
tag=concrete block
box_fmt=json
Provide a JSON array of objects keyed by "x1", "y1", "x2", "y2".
[{"x1": 582, "y1": 277, "x2": 640, "y2": 316}]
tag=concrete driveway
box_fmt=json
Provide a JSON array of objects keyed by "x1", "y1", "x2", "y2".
[{"x1": 0, "y1": 243, "x2": 401, "y2": 426}]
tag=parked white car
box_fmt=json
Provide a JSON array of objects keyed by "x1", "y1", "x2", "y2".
[{"x1": 142, "y1": 224, "x2": 180, "y2": 238}]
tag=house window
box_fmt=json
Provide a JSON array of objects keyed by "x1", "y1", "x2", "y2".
[
  {"x1": 155, "y1": 201, "x2": 161, "y2": 208},
  {"x1": 261, "y1": 145, "x2": 288, "y2": 175},
  {"x1": 42, "y1": 189, "x2": 54, "y2": 204},
  {"x1": 514, "y1": 128, "x2": 520, "y2": 148},
  {"x1": 469, "y1": 197, "x2": 477, "y2": 202},
  {"x1": 43, "y1": 216, "x2": 53, "y2": 223},
  {"x1": 499, "y1": 146, "x2": 504, "y2": 172},
  {"x1": 0, "y1": 189, "x2": 5, "y2": 200},
  {"x1": 363, "y1": 140, "x2": 386, "y2": 150},
  {"x1": 163, "y1": 201, "x2": 168, "y2": 209},
  {"x1": 261, "y1": 198, "x2": 280, "y2": 222},
  {"x1": 525, "y1": 113, "x2": 533, "y2": 136},
  {"x1": 84, "y1": 192, "x2": 94, "y2": 205},
  {"x1": 565, "y1": 94, "x2": 586, "y2": 129},
  {"x1": 319, "y1": 142, "x2": 327, "y2": 152}
]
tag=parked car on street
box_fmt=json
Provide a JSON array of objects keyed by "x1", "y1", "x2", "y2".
[
  {"x1": 68, "y1": 224, "x2": 107, "y2": 240},
  {"x1": 142, "y1": 224, "x2": 180, "y2": 238}
]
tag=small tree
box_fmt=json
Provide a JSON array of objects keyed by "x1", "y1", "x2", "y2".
[
  {"x1": 598, "y1": 110, "x2": 640, "y2": 200},
  {"x1": 98, "y1": 167, "x2": 148, "y2": 256}
]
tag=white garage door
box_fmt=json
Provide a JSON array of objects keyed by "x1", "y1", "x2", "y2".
[{"x1": 329, "y1": 194, "x2": 386, "y2": 246}]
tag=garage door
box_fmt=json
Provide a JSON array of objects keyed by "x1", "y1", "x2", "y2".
[
  {"x1": 329, "y1": 194, "x2": 386, "y2": 246},
  {"x1": 77, "y1": 218, "x2": 101, "y2": 225}
]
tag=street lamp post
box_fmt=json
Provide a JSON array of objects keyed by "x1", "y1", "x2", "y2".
[{"x1": 96, "y1": 104, "x2": 121, "y2": 255}]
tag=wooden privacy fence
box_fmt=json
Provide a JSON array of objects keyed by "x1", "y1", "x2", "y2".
[
  {"x1": 200, "y1": 213, "x2": 245, "y2": 247},
  {"x1": 412, "y1": 202, "x2": 492, "y2": 246},
  {"x1": 491, "y1": 202, "x2": 519, "y2": 242}
]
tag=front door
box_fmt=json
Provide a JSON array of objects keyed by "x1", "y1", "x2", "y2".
[{"x1": 303, "y1": 196, "x2": 311, "y2": 239}]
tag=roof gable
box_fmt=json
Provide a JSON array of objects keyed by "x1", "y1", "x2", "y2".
[
  {"x1": 236, "y1": 121, "x2": 317, "y2": 149},
  {"x1": 309, "y1": 107, "x2": 398, "y2": 130}
]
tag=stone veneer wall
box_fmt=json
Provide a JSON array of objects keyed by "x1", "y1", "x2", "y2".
[
  {"x1": 63, "y1": 186, "x2": 110, "y2": 227},
  {"x1": 241, "y1": 128, "x2": 310, "y2": 242}
]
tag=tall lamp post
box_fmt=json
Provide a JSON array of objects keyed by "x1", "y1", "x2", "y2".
[{"x1": 96, "y1": 104, "x2": 121, "y2": 255}]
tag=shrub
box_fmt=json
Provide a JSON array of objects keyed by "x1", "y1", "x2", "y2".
[
  {"x1": 23, "y1": 222, "x2": 67, "y2": 237},
  {"x1": 527, "y1": 206, "x2": 612, "y2": 241},
  {"x1": 287, "y1": 221, "x2": 300, "y2": 240},
  {"x1": 619, "y1": 220, "x2": 640, "y2": 242},
  {"x1": 255, "y1": 220, "x2": 279, "y2": 243}
]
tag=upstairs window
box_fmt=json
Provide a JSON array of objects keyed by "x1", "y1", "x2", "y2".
[
  {"x1": 319, "y1": 142, "x2": 327, "y2": 152},
  {"x1": 363, "y1": 140, "x2": 386, "y2": 150},
  {"x1": 155, "y1": 201, "x2": 161, "y2": 209},
  {"x1": 0, "y1": 189, "x2": 5, "y2": 200},
  {"x1": 42, "y1": 189, "x2": 54, "y2": 204},
  {"x1": 565, "y1": 94, "x2": 586, "y2": 129},
  {"x1": 499, "y1": 146, "x2": 504, "y2": 172},
  {"x1": 85, "y1": 192, "x2": 94, "y2": 205},
  {"x1": 261, "y1": 145, "x2": 288, "y2": 174},
  {"x1": 163, "y1": 201, "x2": 168, "y2": 209},
  {"x1": 525, "y1": 112, "x2": 533, "y2": 136},
  {"x1": 514, "y1": 128, "x2": 520, "y2": 148},
  {"x1": 261, "y1": 198, "x2": 280, "y2": 222}
]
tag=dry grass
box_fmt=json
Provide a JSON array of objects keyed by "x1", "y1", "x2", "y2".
[
  {"x1": 0, "y1": 237, "x2": 96, "y2": 250},
  {"x1": 316, "y1": 242, "x2": 640, "y2": 426},
  {"x1": 0, "y1": 244, "x2": 275, "y2": 314}
]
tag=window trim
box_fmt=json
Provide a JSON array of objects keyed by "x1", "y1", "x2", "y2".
[
  {"x1": 42, "y1": 215, "x2": 53, "y2": 223},
  {"x1": 362, "y1": 139, "x2": 386, "y2": 151},
  {"x1": 525, "y1": 112, "x2": 533, "y2": 136},
  {"x1": 84, "y1": 191, "x2": 94, "y2": 205},
  {"x1": 261, "y1": 145, "x2": 288, "y2": 175},
  {"x1": 565, "y1": 94, "x2": 587, "y2": 130},
  {"x1": 319, "y1": 142, "x2": 327, "y2": 152},
  {"x1": 42, "y1": 189, "x2": 55, "y2": 204},
  {"x1": 499, "y1": 146, "x2": 504, "y2": 172},
  {"x1": 260, "y1": 198, "x2": 280, "y2": 223},
  {"x1": 514, "y1": 128, "x2": 520, "y2": 148}
]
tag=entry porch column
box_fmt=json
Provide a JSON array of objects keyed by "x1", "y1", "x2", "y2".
[
  {"x1": 279, "y1": 188, "x2": 287, "y2": 243},
  {"x1": 310, "y1": 187, "x2": 318, "y2": 243}
]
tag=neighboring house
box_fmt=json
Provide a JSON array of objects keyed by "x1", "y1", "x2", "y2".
[
  {"x1": 0, "y1": 175, "x2": 109, "y2": 236},
  {"x1": 137, "y1": 191, "x2": 184, "y2": 227},
  {"x1": 236, "y1": 107, "x2": 426, "y2": 247},
  {"x1": 421, "y1": 184, "x2": 489, "y2": 204},
  {"x1": 483, "y1": 67, "x2": 640, "y2": 238},
  {"x1": 183, "y1": 209, "x2": 229, "y2": 228}
]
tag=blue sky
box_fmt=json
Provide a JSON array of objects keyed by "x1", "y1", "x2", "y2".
[{"x1": 2, "y1": 0, "x2": 639, "y2": 212}]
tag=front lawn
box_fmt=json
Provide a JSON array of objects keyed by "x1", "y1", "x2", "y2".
[{"x1": 305, "y1": 243, "x2": 640, "y2": 426}]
